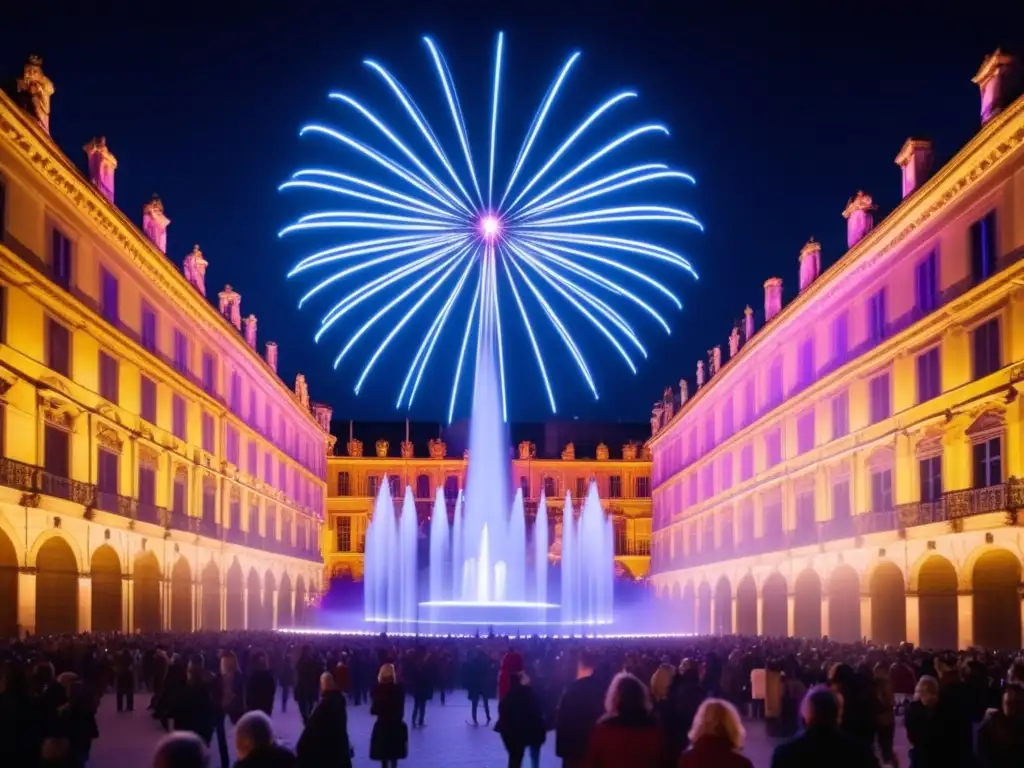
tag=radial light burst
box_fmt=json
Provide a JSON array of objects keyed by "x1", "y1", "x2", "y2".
[{"x1": 280, "y1": 33, "x2": 702, "y2": 421}]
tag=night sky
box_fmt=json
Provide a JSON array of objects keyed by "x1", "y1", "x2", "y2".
[{"x1": 3, "y1": 1, "x2": 1022, "y2": 423}]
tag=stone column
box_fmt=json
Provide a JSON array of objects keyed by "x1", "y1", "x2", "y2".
[
  {"x1": 905, "y1": 593, "x2": 920, "y2": 646},
  {"x1": 756, "y1": 593, "x2": 765, "y2": 635},
  {"x1": 821, "y1": 593, "x2": 830, "y2": 638},
  {"x1": 219, "y1": 565, "x2": 228, "y2": 630},
  {"x1": 77, "y1": 575, "x2": 92, "y2": 633},
  {"x1": 17, "y1": 569, "x2": 37, "y2": 637},
  {"x1": 859, "y1": 594, "x2": 872, "y2": 642},
  {"x1": 787, "y1": 593, "x2": 796, "y2": 637},
  {"x1": 122, "y1": 575, "x2": 134, "y2": 634},
  {"x1": 162, "y1": 575, "x2": 172, "y2": 630},
  {"x1": 272, "y1": 588, "x2": 280, "y2": 630},
  {"x1": 242, "y1": 584, "x2": 249, "y2": 631},
  {"x1": 193, "y1": 578, "x2": 201, "y2": 630},
  {"x1": 957, "y1": 592, "x2": 973, "y2": 649}
]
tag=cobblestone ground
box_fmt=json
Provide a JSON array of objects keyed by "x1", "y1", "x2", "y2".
[{"x1": 90, "y1": 692, "x2": 910, "y2": 767}]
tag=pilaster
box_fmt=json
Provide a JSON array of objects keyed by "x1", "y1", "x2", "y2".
[
  {"x1": 941, "y1": 325, "x2": 970, "y2": 392},
  {"x1": 892, "y1": 351, "x2": 916, "y2": 415},
  {"x1": 821, "y1": 593, "x2": 829, "y2": 638},
  {"x1": 786, "y1": 593, "x2": 795, "y2": 637},
  {"x1": 957, "y1": 592, "x2": 973, "y2": 649},
  {"x1": 122, "y1": 576, "x2": 133, "y2": 633},
  {"x1": 17, "y1": 569, "x2": 37, "y2": 636},
  {"x1": 905, "y1": 593, "x2": 920, "y2": 646},
  {"x1": 757, "y1": 593, "x2": 765, "y2": 635},
  {"x1": 859, "y1": 594, "x2": 871, "y2": 642},
  {"x1": 77, "y1": 574, "x2": 92, "y2": 633},
  {"x1": 894, "y1": 432, "x2": 916, "y2": 505}
]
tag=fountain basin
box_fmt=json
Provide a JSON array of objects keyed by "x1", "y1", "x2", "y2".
[{"x1": 415, "y1": 599, "x2": 560, "y2": 628}]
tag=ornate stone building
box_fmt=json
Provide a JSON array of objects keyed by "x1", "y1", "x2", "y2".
[
  {"x1": 0, "y1": 57, "x2": 329, "y2": 636},
  {"x1": 324, "y1": 428, "x2": 652, "y2": 582},
  {"x1": 649, "y1": 50, "x2": 1024, "y2": 650}
]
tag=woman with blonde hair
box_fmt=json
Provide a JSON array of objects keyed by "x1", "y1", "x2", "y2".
[
  {"x1": 584, "y1": 672, "x2": 662, "y2": 767},
  {"x1": 677, "y1": 698, "x2": 753, "y2": 767},
  {"x1": 370, "y1": 663, "x2": 407, "y2": 767},
  {"x1": 650, "y1": 663, "x2": 684, "y2": 765}
]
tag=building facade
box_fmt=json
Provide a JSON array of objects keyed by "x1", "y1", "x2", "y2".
[
  {"x1": 648, "y1": 50, "x2": 1024, "y2": 650},
  {"x1": 0, "y1": 58, "x2": 329, "y2": 637},
  {"x1": 324, "y1": 434, "x2": 653, "y2": 582}
]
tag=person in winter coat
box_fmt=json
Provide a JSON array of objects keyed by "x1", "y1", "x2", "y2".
[
  {"x1": 976, "y1": 682, "x2": 1024, "y2": 768},
  {"x1": 556, "y1": 651, "x2": 607, "y2": 768},
  {"x1": 904, "y1": 675, "x2": 941, "y2": 768},
  {"x1": 214, "y1": 652, "x2": 245, "y2": 768},
  {"x1": 496, "y1": 671, "x2": 546, "y2": 768},
  {"x1": 584, "y1": 672, "x2": 664, "y2": 768},
  {"x1": 294, "y1": 646, "x2": 323, "y2": 725},
  {"x1": 174, "y1": 655, "x2": 218, "y2": 748},
  {"x1": 296, "y1": 673, "x2": 353, "y2": 768},
  {"x1": 370, "y1": 663, "x2": 407, "y2": 767},
  {"x1": 246, "y1": 651, "x2": 277, "y2": 717},
  {"x1": 651, "y1": 663, "x2": 683, "y2": 767},
  {"x1": 499, "y1": 651, "x2": 526, "y2": 702},
  {"x1": 770, "y1": 686, "x2": 878, "y2": 768},
  {"x1": 465, "y1": 649, "x2": 494, "y2": 725},
  {"x1": 670, "y1": 661, "x2": 706, "y2": 751},
  {"x1": 677, "y1": 698, "x2": 753, "y2": 768},
  {"x1": 872, "y1": 663, "x2": 896, "y2": 767},
  {"x1": 234, "y1": 710, "x2": 296, "y2": 768}
]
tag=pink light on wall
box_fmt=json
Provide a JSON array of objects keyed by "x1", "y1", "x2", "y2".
[
  {"x1": 83, "y1": 136, "x2": 117, "y2": 203},
  {"x1": 843, "y1": 191, "x2": 876, "y2": 248},
  {"x1": 895, "y1": 138, "x2": 933, "y2": 199}
]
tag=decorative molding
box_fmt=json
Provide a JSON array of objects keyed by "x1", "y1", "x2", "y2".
[
  {"x1": 139, "y1": 445, "x2": 159, "y2": 468},
  {"x1": 427, "y1": 439, "x2": 446, "y2": 460},
  {"x1": 96, "y1": 424, "x2": 123, "y2": 452},
  {"x1": 375, "y1": 439, "x2": 389, "y2": 458}
]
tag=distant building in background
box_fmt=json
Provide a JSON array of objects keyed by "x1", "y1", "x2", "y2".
[
  {"x1": 0, "y1": 57, "x2": 329, "y2": 636},
  {"x1": 324, "y1": 420, "x2": 653, "y2": 582},
  {"x1": 648, "y1": 49, "x2": 1024, "y2": 650}
]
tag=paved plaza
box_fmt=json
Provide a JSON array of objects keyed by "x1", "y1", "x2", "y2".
[{"x1": 89, "y1": 690, "x2": 911, "y2": 767}]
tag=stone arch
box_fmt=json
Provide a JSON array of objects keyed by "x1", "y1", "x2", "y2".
[
  {"x1": 681, "y1": 581, "x2": 696, "y2": 634},
  {"x1": 225, "y1": 559, "x2": 243, "y2": 630},
  {"x1": 171, "y1": 557, "x2": 193, "y2": 632},
  {"x1": 201, "y1": 560, "x2": 221, "y2": 630},
  {"x1": 735, "y1": 574, "x2": 757, "y2": 635},
  {"x1": 714, "y1": 576, "x2": 732, "y2": 634},
  {"x1": 90, "y1": 544, "x2": 122, "y2": 633},
  {"x1": 29, "y1": 529, "x2": 84, "y2": 571},
  {"x1": 762, "y1": 572, "x2": 788, "y2": 637},
  {"x1": 972, "y1": 548, "x2": 1022, "y2": 650},
  {"x1": 36, "y1": 536, "x2": 78, "y2": 635},
  {"x1": 133, "y1": 550, "x2": 162, "y2": 632},
  {"x1": 278, "y1": 572, "x2": 294, "y2": 627},
  {"x1": 263, "y1": 571, "x2": 277, "y2": 629},
  {"x1": 828, "y1": 564, "x2": 861, "y2": 642},
  {"x1": 869, "y1": 561, "x2": 906, "y2": 646},
  {"x1": 247, "y1": 568, "x2": 262, "y2": 629},
  {"x1": 696, "y1": 580, "x2": 712, "y2": 634},
  {"x1": 294, "y1": 575, "x2": 306, "y2": 627},
  {"x1": 0, "y1": 525, "x2": 17, "y2": 638},
  {"x1": 916, "y1": 554, "x2": 958, "y2": 650},
  {"x1": 794, "y1": 568, "x2": 822, "y2": 638}
]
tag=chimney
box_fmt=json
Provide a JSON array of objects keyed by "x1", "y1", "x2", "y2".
[
  {"x1": 743, "y1": 306, "x2": 754, "y2": 342},
  {"x1": 183, "y1": 244, "x2": 208, "y2": 296},
  {"x1": 798, "y1": 237, "x2": 821, "y2": 291},
  {"x1": 83, "y1": 137, "x2": 117, "y2": 203},
  {"x1": 16, "y1": 55, "x2": 54, "y2": 134},
  {"x1": 311, "y1": 402, "x2": 333, "y2": 432},
  {"x1": 243, "y1": 314, "x2": 257, "y2": 348},
  {"x1": 894, "y1": 138, "x2": 933, "y2": 198},
  {"x1": 265, "y1": 342, "x2": 278, "y2": 373},
  {"x1": 763, "y1": 278, "x2": 782, "y2": 322},
  {"x1": 972, "y1": 49, "x2": 1019, "y2": 125},
  {"x1": 142, "y1": 195, "x2": 170, "y2": 253},
  {"x1": 842, "y1": 191, "x2": 876, "y2": 248},
  {"x1": 217, "y1": 285, "x2": 241, "y2": 330}
]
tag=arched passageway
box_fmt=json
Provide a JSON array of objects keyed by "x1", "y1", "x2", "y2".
[
  {"x1": 90, "y1": 544, "x2": 122, "y2": 633},
  {"x1": 294, "y1": 576, "x2": 306, "y2": 627},
  {"x1": 794, "y1": 569, "x2": 822, "y2": 639},
  {"x1": 870, "y1": 562, "x2": 906, "y2": 646},
  {"x1": 713, "y1": 577, "x2": 732, "y2": 634},
  {"x1": 828, "y1": 564, "x2": 861, "y2": 642},
  {"x1": 134, "y1": 551, "x2": 162, "y2": 632},
  {"x1": 973, "y1": 549, "x2": 1022, "y2": 650},
  {"x1": 201, "y1": 561, "x2": 221, "y2": 630},
  {"x1": 696, "y1": 581, "x2": 712, "y2": 634},
  {"x1": 36, "y1": 537, "x2": 78, "y2": 635},
  {"x1": 918, "y1": 555, "x2": 958, "y2": 651},
  {"x1": 762, "y1": 572, "x2": 788, "y2": 637},
  {"x1": 669, "y1": 583, "x2": 683, "y2": 632},
  {"x1": 278, "y1": 573, "x2": 293, "y2": 627},
  {"x1": 171, "y1": 557, "x2": 193, "y2": 631},
  {"x1": 0, "y1": 528, "x2": 17, "y2": 638},
  {"x1": 225, "y1": 560, "x2": 243, "y2": 630},
  {"x1": 247, "y1": 569, "x2": 262, "y2": 629},
  {"x1": 735, "y1": 575, "x2": 757, "y2": 635},
  {"x1": 681, "y1": 582, "x2": 695, "y2": 634},
  {"x1": 263, "y1": 572, "x2": 276, "y2": 629}
]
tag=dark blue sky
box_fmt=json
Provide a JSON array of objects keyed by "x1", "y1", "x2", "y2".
[{"x1": 4, "y1": 1, "x2": 1022, "y2": 422}]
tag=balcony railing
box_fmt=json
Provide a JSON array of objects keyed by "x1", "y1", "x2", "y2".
[{"x1": 615, "y1": 540, "x2": 651, "y2": 557}]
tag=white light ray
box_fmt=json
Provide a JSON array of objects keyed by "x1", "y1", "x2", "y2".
[
  {"x1": 513, "y1": 163, "x2": 667, "y2": 220},
  {"x1": 520, "y1": 205, "x2": 701, "y2": 229},
  {"x1": 488, "y1": 244, "x2": 508, "y2": 421},
  {"x1": 292, "y1": 170, "x2": 457, "y2": 218},
  {"x1": 528, "y1": 231, "x2": 699, "y2": 277},
  {"x1": 289, "y1": 233, "x2": 448, "y2": 275},
  {"x1": 500, "y1": 247, "x2": 556, "y2": 414},
  {"x1": 524, "y1": 170, "x2": 696, "y2": 218},
  {"x1": 488, "y1": 31, "x2": 503, "y2": 207},
  {"x1": 280, "y1": 179, "x2": 459, "y2": 221},
  {"x1": 448, "y1": 268, "x2": 482, "y2": 423}
]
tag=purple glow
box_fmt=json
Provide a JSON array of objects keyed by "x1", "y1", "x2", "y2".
[{"x1": 480, "y1": 214, "x2": 501, "y2": 240}]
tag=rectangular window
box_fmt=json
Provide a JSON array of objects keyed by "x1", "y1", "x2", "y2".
[
  {"x1": 743, "y1": 380, "x2": 755, "y2": 426},
  {"x1": 831, "y1": 390, "x2": 850, "y2": 439},
  {"x1": 336, "y1": 516, "x2": 352, "y2": 552},
  {"x1": 972, "y1": 437, "x2": 1002, "y2": 488},
  {"x1": 635, "y1": 476, "x2": 651, "y2": 498},
  {"x1": 871, "y1": 469, "x2": 893, "y2": 511},
  {"x1": 688, "y1": 430, "x2": 698, "y2": 462},
  {"x1": 970, "y1": 210, "x2": 997, "y2": 282},
  {"x1": 765, "y1": 429, "x2": 782, "y2": 468},
  {"x1": 202, "y1": 352, "x2": 217, "y2": 395},
  {"x1": 796, "y1": 490, "x2": 815, "y2": 529},
  {"x1": 919, "y1": 456, "x2": 942, "y2": 503},
  {"x1": 915, "y1": 251, "x2": 939, "y2": 314},
  {"x1": 916, "y1": 347, "x2": 941, "y2": 403},
  {"x1": 768, "y1": 358, "x2": 783, "y2": 407},
  {"x1": 972, "y1": 317, "x2": 1001, "y2": 379},
  {"x1": 172, "y1": 471, "x2": 187, "y2": 517},
  {"x1": 266, "y1": 505, "x2": 277, "y2": 540},
  {"x1": 367, "y1": 475, "x2": 379, "y2": 497},
  {"x1": 763, "y1": 501, "x2": 782, "y2": 536},
  {"x1": 704, "y1": 417, "x2": 715, "y2": 451},
  {"x1": 688, "y1": 473, "x2": 697, "y2": 506},
  {"x1": 226, "y1": 426, "x2": 239, "y2": 465},
  {"x1": 798, "y1": 338, "x2": 815, "y2": 387},
  {"x1": 797, "y1": 409, "x2": 815, "y2": 454},
  {"x1": 608, "y1": 475, "x2": 622, "y2": 499},
  {"x1": 248, "y1": 390, "x2": 257, "y2": 425},
  {"x1": 740, "y1": 444, "x2": 754, "y2": 481},
  {"x1": 201, "y1": 412, "x2": 214, "y2": 453},
  {"x1": 51, "y1": 227, "x2": 73, "y2": 289},
  {"x1": 701, "y1": 465, "x2": 714, "y2": 500},
  {"x1": 202, "y1": 479, "x2": 216, "y2": 524},
  {"x1": 869, "y1": 371, "x2": 891, "y2": 424},
  {"x1": 265, "y1": 405, "x2": 274, "y2": 438},
  {"x1": 173, "y1": 329, "x2": 188, "y2": 374},
  {"x1": 868, "y1": 288, "x2": 887, "y2": 344},
  {"x1": 832, "y1": 480, "x2": 851, "y2": 519},
  {"x1": 832, "y1": 311, "x2": 849, "y2": 364},
  {"x1": 721, "y1": 454, "x2": 733, "y2": 491},
  {"x1": 172, "y1": 395, "x2": 186, "y2": 440},
  {"x1": 721, "y1": 402, "x2": 734, "y2": 439},
  {"x1": 46, "y1": 317, "x2": 71, "y2": 377},
  {"x1": 140, "y1": 375, "x2": 157, "y2": 423},
  {"x1": 98, "y1": 351, "x2": 118, "y2": 404},
  {"x1": 247, "y1": 441, "x2": 257, "y2": 476},
  {"x1": 43, "y1": 424, "x2": 70, "y2": 479},
  {"x1": 138, "y1": 463, "x2": 156, "y2": 507},
  {"x1": 100, "y1": 266, "x2": 119, "y2": 324},
  {"x1": 97, "y1": 448, "x2": 119, "y2": 511},
  {"x1": 141, "y1": 303, "x2": 157, "y2": 352},
  {"x1": 575, "y1": 477, "x2": 585, "y2": 499},
  {"x1": 265, "y1": 454, "x2": 273, "y2": 484},
  {"x1": 229, "y1": 371, "x2": 241, "y2": 413}
]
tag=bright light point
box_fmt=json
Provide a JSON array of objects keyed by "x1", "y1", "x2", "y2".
[{"x1": 481, "y1": 215, "x2": 501, "y2": 240}]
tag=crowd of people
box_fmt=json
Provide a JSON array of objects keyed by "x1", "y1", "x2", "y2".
[{"x1": 0, "y1": 629, "x2": 1023, "y2": 767}]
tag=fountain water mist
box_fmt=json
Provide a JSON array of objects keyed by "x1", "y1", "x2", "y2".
[
  {"x1": 429, "y1": 488, "x2": 449, "y2": 618},
  {"x1": 534, "y1": 492, "x2": 549, "y2": 605}
]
